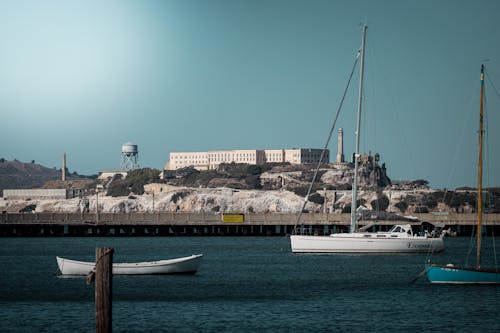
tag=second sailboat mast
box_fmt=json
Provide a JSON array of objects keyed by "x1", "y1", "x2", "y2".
[{"x1": 350, "y1": 25, "x2": 367, "y2": 233}]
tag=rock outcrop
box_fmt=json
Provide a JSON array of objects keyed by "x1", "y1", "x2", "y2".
[{"x1": 2, "y1": 186, "x2": 497, "y2": 215}]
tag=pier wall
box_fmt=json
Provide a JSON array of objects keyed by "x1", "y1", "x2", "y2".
[
  {"x1": 1, "y1": 213, "x2": 498, "y2": 237},
  {"x1": 1, "y1": 212, "x2": 497, "y2": 225}
]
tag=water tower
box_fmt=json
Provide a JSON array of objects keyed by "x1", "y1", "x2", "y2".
[{"x1": 121, "y1": 142, "x2": 139, "y2": 170}]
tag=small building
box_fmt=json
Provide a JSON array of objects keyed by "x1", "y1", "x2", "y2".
[
  {"x1": 2, "y1": 189, "x2": 82, "y2": 200},
  {"x1": 98, "y1": 170, "x2": 128, "y2": 180}
]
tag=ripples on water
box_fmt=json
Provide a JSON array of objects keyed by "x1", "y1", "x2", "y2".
[{"x1": 1, "y1": 237, "x2": 499, "y2": 332}]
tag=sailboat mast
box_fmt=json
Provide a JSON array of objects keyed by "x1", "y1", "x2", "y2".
[
  {"x1": 477, "y1": 64, "x2": 485, "y2": 269},
  {"x1": 350, "y1": 25, "x2": 367, "y2": 233}
]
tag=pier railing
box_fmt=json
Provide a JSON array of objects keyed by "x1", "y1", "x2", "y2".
[{"x1": 1, "y1": 212, "x2": 497, "y2": 226}]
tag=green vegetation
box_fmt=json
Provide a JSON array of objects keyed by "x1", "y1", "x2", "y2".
[
  {"x1": 171, "y1": 191, "x2": 190, "y2": 203},
  {"x1": 370, "y1": 195, "x2": 389, "y2": 211},
  {"x1": 441, "y1": 191, "x2": 477, "y2": 210},
  {"x1": 395, "y1": 201, "x2": 408, "y2": 213},
  {"x1": 164, "y1": 163, "x2": 272, "y2": 189},
  {"x1": 308, "y1": 193, "x2": 325, "y2": 205},
  {"x1": 107, "y1": 168, "x2": 160, "y2": 197},
  {"x1": 414, "y1": 206, "x2": 429, "y2": 213}
]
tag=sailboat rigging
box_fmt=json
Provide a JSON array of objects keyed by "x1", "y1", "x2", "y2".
[
  {"x1": 425, "y1": 64, "x2": 500, "y2": 284},
  {"x1": 290, "y1": 25, "x2": 445, "y2": 253}
]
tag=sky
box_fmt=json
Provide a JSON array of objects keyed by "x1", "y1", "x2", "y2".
[{"x1": 1, "y1": 0, "x2": 499, "y2": 189}]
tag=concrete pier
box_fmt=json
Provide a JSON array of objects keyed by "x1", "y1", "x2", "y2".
[{"x1": 0, "y1": 212, "x2": 498, "y2": 237}]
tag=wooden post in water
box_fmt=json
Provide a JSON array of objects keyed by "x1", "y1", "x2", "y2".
[{"x1": 95, "y1": 247, "x2": 113, "y2": 333}]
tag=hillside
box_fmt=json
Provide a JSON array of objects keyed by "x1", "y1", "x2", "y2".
[{"x1": 0, "y1": 159, "x2": 90, "y2": 190}]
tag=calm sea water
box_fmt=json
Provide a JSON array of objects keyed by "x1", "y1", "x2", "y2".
[{"x1": 1, "y1": 236, "x2": 500, "y2": 332}]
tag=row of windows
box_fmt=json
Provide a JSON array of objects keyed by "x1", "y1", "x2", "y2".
[
  {"x1": 172, "y1": 151, "x2": 326, "y2": 159},
  {"x1": 175, "y1": 158, "x2": 327, "y2": 165},
  {"x1": 302, "y1": 153, "x2": 328, "y2": 159},
  {"x1": 171, "y1": 150, "x2": 329, "y2": 168},
  {"x1": 171, "y1": 155, "x2": 207, "y2": 160}
]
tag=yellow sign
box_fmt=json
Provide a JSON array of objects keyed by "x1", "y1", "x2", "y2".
[{"x1": 221, "y1": 214, "x2": 245, "y2": 223}]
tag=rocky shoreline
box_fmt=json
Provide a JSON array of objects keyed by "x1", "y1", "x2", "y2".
[{"x1": 0, "y1": 186, "x2": 482, "y2": 215}]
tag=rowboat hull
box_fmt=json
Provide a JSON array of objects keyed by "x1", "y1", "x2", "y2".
[
  {"x1": 425, "y1": 264, "x2": 500, "y2": 284},
  {"x1": 290, "y1": 234, "x2": 445, "y2": 253},
  {"x1": 57, "y1": 254, "x2": 203, "y2": 275}
]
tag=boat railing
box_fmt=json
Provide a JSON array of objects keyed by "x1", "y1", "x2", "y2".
[{"x1": 294, "y1": 226, "x2": 340, "y2": 236}]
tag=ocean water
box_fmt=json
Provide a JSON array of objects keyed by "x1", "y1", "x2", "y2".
[{"x1": 1, "y1": 236, "x2": 500, "y2": 332}]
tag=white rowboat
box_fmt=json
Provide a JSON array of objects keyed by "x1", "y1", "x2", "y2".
[{"x1": 56, "y1": 254, "x2": 203, "y2": 275}]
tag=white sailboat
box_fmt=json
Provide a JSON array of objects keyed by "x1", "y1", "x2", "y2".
[{"x1": 290, "y1": 25, "x2": 445, "y2": 253}]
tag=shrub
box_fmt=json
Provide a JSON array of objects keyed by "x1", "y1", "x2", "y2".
[
  {"x1": 107, "y1": 168, "x2": 160, "y2": 197},
  {"x1": 414, "y1": 206, "x2": 429, "y2": 213},
  {"x1": 308, "y1": 193, "x2": 324, "y2": 205},
  {"x1": 395, "y1": 201, "x2": 408, "y2": 213},
  {"x1": 370, "y1": 195, "x2": 389, "y2": 211},
  {"x1": 172, "y1": 191, "x2": 190, "y2": 203}
]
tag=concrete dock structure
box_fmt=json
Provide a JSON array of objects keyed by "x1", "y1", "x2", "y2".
[{"x1": 1, "y1": 212, "x2": 498, "y2": 237}]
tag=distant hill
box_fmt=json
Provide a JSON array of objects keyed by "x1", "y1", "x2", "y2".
[{"x1": 0, "y1": 159, "x2": 90, "y2": 190}]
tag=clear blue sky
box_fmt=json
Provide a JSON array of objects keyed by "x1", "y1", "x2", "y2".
[{"x1": 1, "y1": 0, "x2": 499, "y2": 189}]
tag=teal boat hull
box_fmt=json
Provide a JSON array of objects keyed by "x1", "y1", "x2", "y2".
[{"x1": 425, "y1": 264, "x2": 500, "y2": 284}]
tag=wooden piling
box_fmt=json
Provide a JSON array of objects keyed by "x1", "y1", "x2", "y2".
[{"x1": 95, "y1": 247, "x2": 113, "y2": 333}]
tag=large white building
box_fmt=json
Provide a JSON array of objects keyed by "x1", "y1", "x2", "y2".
[{"x1": 164, "y1": 148, "x2": 329, "y2": 170}]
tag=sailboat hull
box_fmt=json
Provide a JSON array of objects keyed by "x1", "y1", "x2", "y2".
[
  {"x1": 425, "y1": 264, "x2": 500, "y2": 284},
  {"x1": 290, "y1": 234, "x2": 445, "y2": 253}
]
